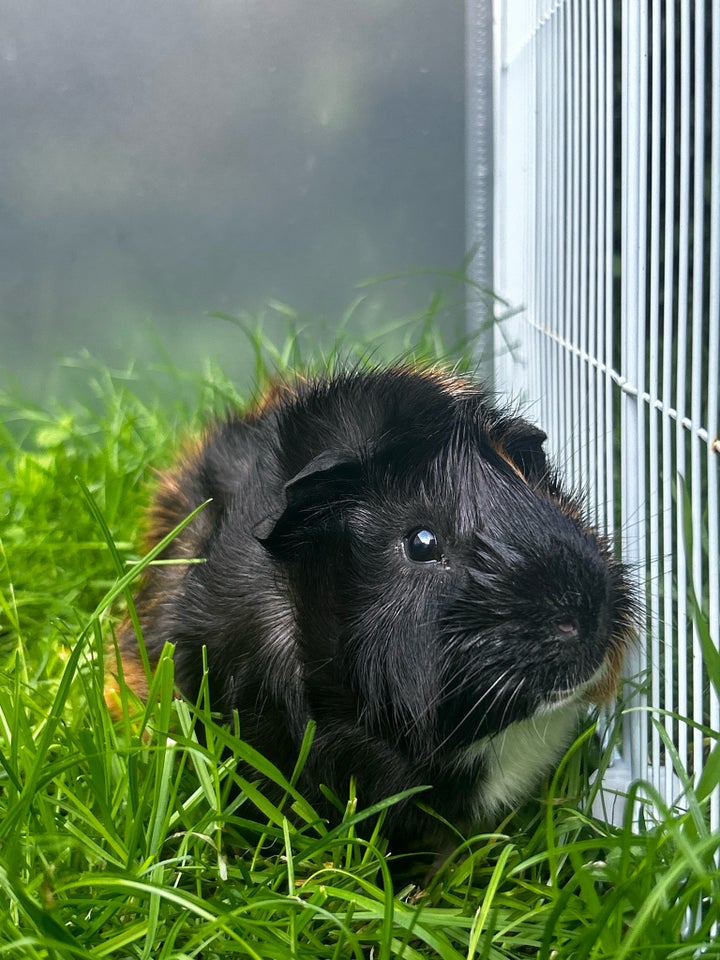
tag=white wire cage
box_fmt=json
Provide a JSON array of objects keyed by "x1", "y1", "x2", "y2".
[{"x1": 468, "y1": 0, "x2": 720, "y2": 827}]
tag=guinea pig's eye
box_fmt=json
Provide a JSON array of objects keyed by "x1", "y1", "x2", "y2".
[{"x1": 403, "y1": 528, "x2": 443, "y2": 563}]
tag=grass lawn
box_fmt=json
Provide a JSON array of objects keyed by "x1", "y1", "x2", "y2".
[{"x1": 1, "y1": 340, "x2": 719, "y2": 959}]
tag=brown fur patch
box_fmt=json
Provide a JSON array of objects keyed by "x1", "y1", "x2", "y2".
[
  {"x1": 585, "y1": 634, "x2": 632, "y2": 705},
  {"x1": 245, "y1": 378, "x2": 301, "y2": 419},
  {"x1": 104, "y1": 639, "x2": 151, "y2": 718},
  {"x1": 491, "y1": 440, "x2": 531, "y2": 482},
  {"x1": 142, "y1": 433, "x2": 208, "y2": 553},
  {"x1": 416, "y1": 365, "x2": 477, "y2": 398}
]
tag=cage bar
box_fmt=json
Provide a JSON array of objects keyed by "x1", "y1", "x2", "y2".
[
  {"x1": 661, "y1": 0, "x2": 678, "y2": 811},
  {"x1": 621, "y1": 0, "x2": 649, "y2": 783},
  {"x1": 690, "y1": 0, "x2": 707, "y2": 800},
  {"x1": 647, "y1": 0, "x2": 662, "y2": 805},
  {"x1": 709, "y1": 0, "x2": 720, "y2": 836}
]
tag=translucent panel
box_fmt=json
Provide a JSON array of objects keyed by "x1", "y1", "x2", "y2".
[{"x1": 0, "y1": 0, "x2": 465, "y2": 395}]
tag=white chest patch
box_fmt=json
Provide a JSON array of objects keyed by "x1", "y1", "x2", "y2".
[{"x1": 458, "y1": 703, "x2": 584, "y2": 821}]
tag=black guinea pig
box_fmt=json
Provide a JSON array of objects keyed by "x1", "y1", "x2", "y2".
[{"x1": 116, "y1": 365, "x2": 635, "y2": 852}]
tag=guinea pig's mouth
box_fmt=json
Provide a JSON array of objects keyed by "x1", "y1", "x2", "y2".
[{"x1": 538, "y1": 662, "x2": 612, "y2": 714}]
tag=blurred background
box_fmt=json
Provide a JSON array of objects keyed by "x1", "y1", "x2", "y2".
[{"x1": 0, "y1": 0, "x2": 466, "y2": 398}]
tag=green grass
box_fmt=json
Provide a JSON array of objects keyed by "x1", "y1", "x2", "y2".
[{"x1": 1, "y1": 332, "x2": 719, "y2": 959}]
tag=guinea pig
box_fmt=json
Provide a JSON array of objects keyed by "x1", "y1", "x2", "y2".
[{"x1": 115, "y1": 364, "x2": 635, "y2": 852}]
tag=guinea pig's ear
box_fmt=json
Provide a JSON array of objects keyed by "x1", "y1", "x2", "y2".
[
  {"x1": 254, "y1": 449, "x2": 361, "y2": 556},
  {"x1": 501, "y1": 420, "x2": 549, "y2": 485}
]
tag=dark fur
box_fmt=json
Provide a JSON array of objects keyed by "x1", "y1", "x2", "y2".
[{"x1": 117, "y1": 366, "x2": 634, "y2": 851}]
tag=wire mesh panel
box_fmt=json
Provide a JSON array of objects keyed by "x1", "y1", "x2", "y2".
[{"x1": 483, "y1": 0, "x2": 720, "y2": 826}]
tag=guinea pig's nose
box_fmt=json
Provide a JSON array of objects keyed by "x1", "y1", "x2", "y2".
[{"x1": 553, "y1": 617, "x2": 580, "y2": 641}]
